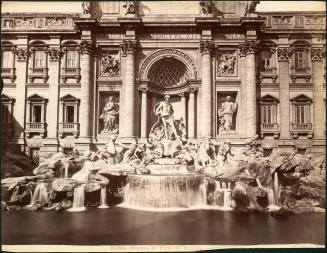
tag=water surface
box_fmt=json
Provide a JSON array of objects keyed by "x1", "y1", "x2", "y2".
[{"x1": 1, "y1": 207, "x2": 325, "y2": 245}]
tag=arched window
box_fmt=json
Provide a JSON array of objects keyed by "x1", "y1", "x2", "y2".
[
  {"x1": 28, "y1": 41, "x2": 49, "y2": 83},
  {"x1": 290, "y1": 41, "x2": 311, "y2": 83},
  {"x1": 61, "y1": 41, "x2": 80, "y2": 83},
  {"x1": 258, "y1": 41, "x2": 278, "y2": 83},
  {"x1": 1, "y1": 41, "x2": 16, "y2": 83}
]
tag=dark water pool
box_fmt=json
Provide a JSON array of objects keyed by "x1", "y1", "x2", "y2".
[{"x1": 1, "y1": 207, "x2": 325, "y2": 245}]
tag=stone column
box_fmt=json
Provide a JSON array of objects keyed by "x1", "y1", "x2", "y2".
[
  {"x1": 140, "y1": 88, "x2": 148, "y2": 139},
  {"x1": 199, "y1": 40, "x2": 214, "y2": 138},
  {"x1": 239, "y1": 46, "x2": 247, "y2": 137},
  {"x1": 78, "y1": 40, "x2": 94, "y2": 142},
  {"x1": 240, "y1": 40, "x2": 258, "y2": 138},
  {"x1": 311, "y1": 47, "x2": 325, "y2": 139},
  {"x1": 179, "y1": 92, "x2": 187, "y2": 126},
  {"x1": 46, "y1": 47, "x2": 61, "y2": 139},
  {"x1": 13, "y1": 45, "x2": 28, "y2": 150},
  {"x1": 120, "y1": 40, "x2": 137, "y2": 140},
  {"x1": 187, "y1": 88, "x2": 197, "y2": 139},
  {"x1": 41, "y1": 46, "x2": 61, "y2": 157},
  {"x1": 277, "y1": 47, "x2": 292, "y2": 139}
]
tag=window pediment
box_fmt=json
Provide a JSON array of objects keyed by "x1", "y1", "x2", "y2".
[
  {"x1": 27, "y1": 94, "x2": 47, "y2": 102},
  {"x1": 290, "y1": 94, "x2": 312, "y2": 102},
  {"x1": 60, "y1": 94, "x2": 79, "y2": 102}
]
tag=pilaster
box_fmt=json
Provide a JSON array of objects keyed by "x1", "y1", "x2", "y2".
[
  {"x1": 199, "y1": 39, "x2": 214, "y2": 138},
  {"x1": 277, "y1": 40, "x2": 292, "y2": 139}
]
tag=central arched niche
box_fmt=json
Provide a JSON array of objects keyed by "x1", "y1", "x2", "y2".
[{"x1": 148, "y1": 57, "x2": 189, "y2": 88}]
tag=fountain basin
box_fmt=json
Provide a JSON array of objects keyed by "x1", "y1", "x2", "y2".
[{"x1": 123, "y1": 174, "x2": 206, "y2": 209}]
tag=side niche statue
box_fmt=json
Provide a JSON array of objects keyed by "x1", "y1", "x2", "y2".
[
  {"x1": 149, "y1": 95, "x2": 186, "y2": 143},
  {"x1": 100, "y1": 96, "x2": 119, "y2": 134},
  {"x1": 218, "y1": 96, "x2": 238, "y2": 133}
]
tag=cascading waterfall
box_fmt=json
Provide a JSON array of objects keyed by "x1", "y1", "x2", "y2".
[
  {"x1": 64, "y1": 165, "x2": 69, "y2": 179},
  {"x1": 68, "y1": 185, "x2": 86, "y2": 212},
  {"x1": 98, "y1": 186, "x2": 109, "y2": 209},
  {"x1": 273, "y1": 172, "x2": 280, "y2": 205},
  {"x1": 123, "y1": 174, "x2": 206, "y2": 209},
  {"x1": 30, "y1": 182, "x2": 49, "y2": 206},
  {"x1": 212, "y1": 180, "x2": 233, "y2": 210}
]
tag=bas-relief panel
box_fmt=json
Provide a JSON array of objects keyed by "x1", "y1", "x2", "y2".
[
  {"x1": 99, "y1": 51, "x2": 121, "y2": 78},
  {"x1": 216, "y1": 50, "x2": 237, "y2": 78}
]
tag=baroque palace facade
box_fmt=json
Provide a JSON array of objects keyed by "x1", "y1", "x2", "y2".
[{"x1": 1, "y1": 1, "x2": 326, "y2": 164}]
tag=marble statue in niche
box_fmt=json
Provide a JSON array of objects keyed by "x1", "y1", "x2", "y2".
[
  {"x1": 149, "y1": 95, "x2": 186, "y2": 142},
  {"x1": 100, "y1": 53, "x2": 120, "y2": 77},
  {"x1": 217, "y1": 52, "x2": 237, "y2": 76},
  {"x1": 218, "y1": 96, "x2": 238, "y2": 133},
  {"x1": 100, "y1": 96, "x2": 119, "y2": 134}
]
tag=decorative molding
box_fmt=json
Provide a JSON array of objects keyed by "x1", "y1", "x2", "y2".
[
  {"x1": 139, "y1": 49, "x2": 197, "y2": 80},
  {"x1": 48, "y1": 48, "x2": 62, "y2": 61},
  {"x1": 272, "y1": 16, "x2": 293, "y2": 25},
  {"x1": 199, "y1": 40, "x2": 215, "y2": 55},
  {"x1": 79, "y1": 40, "x2": 95, "y2": 55},
  {"x1": 15, "y1": 48, "x2": 29, "y2": 61},
  {"x1": 121, "y1": 40, "x2": 137, "y2": 55},
  {"x1": 305, "y1": 16, "x2": 325, "y2": 25},
  {"x1": 238, "y1": 40, "x2": 258, "y2": 56},
  {"x1": 310, "y1": 47, "x2": 324, "y2": 61},
  {"x1": 277, "y1": 47, "x2": 292, "y2": 61}
]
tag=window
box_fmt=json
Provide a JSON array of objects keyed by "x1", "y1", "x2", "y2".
[
  {"x1": 32, "y1": 105, "x2": 42, "y2": 123},
  {"x1": 28, "y1": 42, "x2": 48, "y2": 83},
  {"x1": 66, "y1": 50, "x2": 78, "y2": 68},
  {"x1": 1, "y1": 94, "x2": 15, "y2": 135},
  {"x1": 61, "y1": 42, "x2": 80, "y2": 83},
  {"x1": 1, "y1": 104, "x2": 10, "y2": 123},
  {"x1": 261, "y1": 51, "x2": 273, "y2": 70},
  {"x1": 291, "y1": 95, "x2": 313, "y2": 138},
  {"x1": 260, "y1": 95, "x2": 279, "y2": 138},
  {"x1": 1, "y1": 51, "x2": 14, "y2": 68},
  {"x1": 59, "y1": 94, "x2": 80, "y2": 138},
  {"x1": 25, "y1": 94, "x2": 47, "y2": 137},
  {"x1": 294, "y1": 51, "x2": 303, "y2": 69},
  {"x1": 34, "y1": 50, "x2": 46, "y2": 68},
  {"x1": 65, "y1": 106, "x2": 75, "y2": 123}
]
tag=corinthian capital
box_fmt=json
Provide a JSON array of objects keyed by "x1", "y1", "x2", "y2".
[
  {"x1": 239, "y1": 40, "x2": 258, "y2": 56},
  {"x1": 79, "y1": 40, "x2": 95, "y2": 55},
  {"x1": 199, "y1": 40, "x2": 215, "y2": 55},
  {"x1": 15, "y1": 48, "x2": 29, "y2": 61},
  {"x1": 277, "y1": 47, "x2": 292, "y2": 61},
  {"x1": 310, "y1": 47, "x2": 325, "y2": 61},
  {"x1": 48, "y1": 48, "x2": 62, "y2": 61},
  {"x1": 121, "y1": 40, "x2": 137, "y2": 55}
]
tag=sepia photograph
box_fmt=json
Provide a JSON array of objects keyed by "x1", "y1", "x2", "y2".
[{"x1": 1, "y1": 1, "x2": 326, "y2": 252}]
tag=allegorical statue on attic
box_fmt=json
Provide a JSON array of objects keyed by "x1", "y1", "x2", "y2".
[
  {"x1": 81, "y1": 1, "x2": 91, "y2": 15},
  {"x1": 122, "y1": 1, "x2": 136, "y2": 15},
  {"x1": 218, "y1": 96, "x2": 238, "y2": 133}
]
